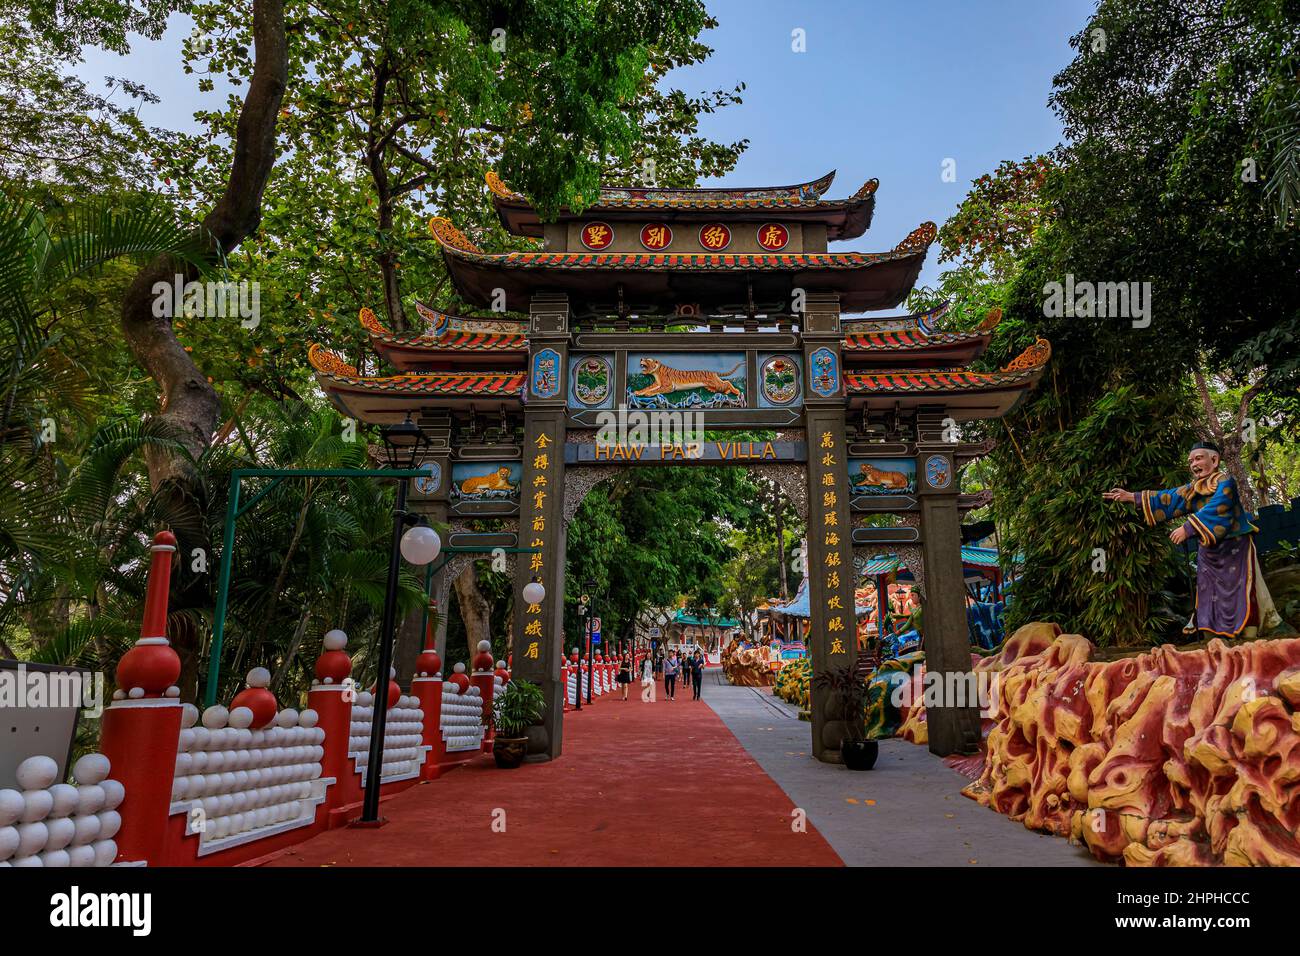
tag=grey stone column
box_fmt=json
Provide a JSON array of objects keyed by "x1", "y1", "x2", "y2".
[
  {"x1": 915, "y1": 411, "x2": 980, "y2": 755},
  {"x1": 511, "y1": 294, "x2": 570, "y2": 761},
  {"x1": 800, "y1": 292, "x2": 861, "y2": 763}
]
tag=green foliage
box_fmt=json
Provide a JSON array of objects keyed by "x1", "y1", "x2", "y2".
[
  {"x1": 0, "y1": 21, "x2": 166, "y2": 202},
  {"x1": 492, "y1": 679, "x2": 544, "y2": 736},
  {"x1": 812, "y1": 664, "x2": 868, "y2": 741},
  {"x1": 1001, "y1": 385, "x2": 1196, "y2": 645},
  {"x1": 937, "y1": 155, "x2": 1055, "y2": 280},
  {"x1": 0, "y1": 1, "x2": 748, "y2": 687},
  {"x1": 1048, "y1": 0, "x2": 1300, "y2": 405},
  {"x1": 564, "y1": 466, "x2": 770, "y2": 649},
  {"x1": 716, "y1": 524, "x2": 796, "y2": 636},
  {"x1": 918, "y1": 0, "x2": 1300, "y2": 644}
]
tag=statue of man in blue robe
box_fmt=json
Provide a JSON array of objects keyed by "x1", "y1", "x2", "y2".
[{"x1": 1103, "y1": 440, "x2": 1277, "y2": 639}]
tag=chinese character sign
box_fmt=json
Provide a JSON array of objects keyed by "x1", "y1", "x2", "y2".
[
  {"x1": 520, "y1": 429, "x2": 555, "y2": 664},
  {"x1": 814, "y1": 427, "x2": 851, "y2": 660},
  {"x1": 757, "y1": 223, "x2": 790, "y2": 251},
  {"x1": 581, "y1": 222, "x2": 614, "y2": 250},
  {"x1": 698, "y1": 223, "x2": 731, "y2": 251},
  {"x1": 640, "y1": 223, "x2": 673, "y2": 251}
]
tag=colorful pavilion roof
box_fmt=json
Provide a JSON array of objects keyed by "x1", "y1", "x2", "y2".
[
  {"x1": 845, "y1": 338, "x2": 1051, "y2": 421},
  {"x1": 487, "y1": 170, "x2": 879, "y2": 240},
  {"x1": 842, "y1": 306, "x2": 1002, "y2": 368},
  {"x1": 359, "y1": 305, "x2": 527, "y2": 372},
  {"x1": 431, "y1": 216, "x2": 935, "y2": 315},
  {"x1": 307, "y1": 343, "x2": 524, "y2": 423}
]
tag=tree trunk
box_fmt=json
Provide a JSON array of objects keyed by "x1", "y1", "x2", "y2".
[
  {"x1": 1191, "y1": 367, "x2": 1258, "y2": 511},
  {"x1": 393, "y1": 607, "x2": 425, "y2": 685},
  {"x1": 118, "y1": 0, "x2": 287, "y2": 699},
  {"x1": 453, "y1": 564, "x2": 492, "y2": 658},
  {"x1": 364, "y1": 55, "x2": 408, "y2": 332},
  {"x1": 774, "y1": 482, "x2": 788, "y2": 600}
]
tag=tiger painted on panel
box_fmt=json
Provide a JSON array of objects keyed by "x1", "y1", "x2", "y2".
[
  {"x1": 632, "y1": 358, "x2": 743, "y2": 398},
  {"x1": 458, "y1": 466, "x2": 516, "y2": 497}
]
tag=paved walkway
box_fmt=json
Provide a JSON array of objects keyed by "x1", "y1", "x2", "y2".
[
  {"x1": 262, "y1": 674, "x2": 842, "y2": 867},
  {"x1": 702, "y1": 672, "x2": 1099, "y2": 866},
  {"x1": 262, "y1": 672, "x2": 1099, "y2": 867}
]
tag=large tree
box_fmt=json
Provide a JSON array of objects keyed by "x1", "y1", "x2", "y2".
[
  {"x1": 919, "y1": 0, "x2": 1300, "y2": 645},
  {"x1": 14, "y1": 0, "x2": 743, "y2": 693}
]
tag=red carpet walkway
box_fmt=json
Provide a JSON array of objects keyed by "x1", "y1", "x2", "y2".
[{"x1": 262, "y1": 677, "x2": 843, "y2": 867}]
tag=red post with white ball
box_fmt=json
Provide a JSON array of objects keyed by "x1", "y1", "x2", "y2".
[
  {"x1": 470, "y1": 640, "x2": 496, "y2": 752},
  {"x1": 308, "y1": 629, "x2": 357, "y2": 818},
  {"x1": 100, "y1": 530, "x2": 184, "y2": 864},
  {"x1": 412, "y1": 619, "x2": 444, "y2": 781}
]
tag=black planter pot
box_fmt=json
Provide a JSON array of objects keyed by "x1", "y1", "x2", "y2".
[
  {"x1": 493, "y1": 736, "x2": 529, "y2": 768},
  {"x1": 840, "y1": 739, "x2": 879, "y2": 771}
]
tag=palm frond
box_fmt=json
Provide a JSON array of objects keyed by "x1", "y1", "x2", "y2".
[
  {"x1": 27, "y1": 612, "x2": 138, "y2": 668},
  {"x1": 42, "y1": 198, "x2": 225, "y2": 291}
]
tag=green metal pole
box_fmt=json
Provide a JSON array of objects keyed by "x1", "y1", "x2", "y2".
[
  {"x1": 206, "y1": 472, "x2": 241, "y2": 708},
  {"x1": 197, "y1": 467, "x2": 520, "y2": 708},
  {"x1": 420, "y1": 560, "x2": 435, "y2": 637}
]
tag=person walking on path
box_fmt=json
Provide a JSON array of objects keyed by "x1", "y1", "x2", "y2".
[
  {"x1": 691, "y1": 650, "x2": 705, "y2": 700},
  {"x1": 617, "y1": 654, "x2": 632, "y2": 701},
  {"x1": 640, "y1": 655, "x2": 656, "y2": 703},
  {"x1": 664, "y1": 651, "x2": 680, "y2": 701}
]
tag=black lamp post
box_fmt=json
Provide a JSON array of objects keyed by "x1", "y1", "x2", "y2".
[
  {"x1": 358, "y1": 417, "x2": 430, "y2": 826},
  {"x1": 584, "y1": 579, "x2": 597, "y2": 704}
]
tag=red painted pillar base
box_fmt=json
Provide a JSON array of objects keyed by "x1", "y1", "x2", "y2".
[
  {"x1": 99, "y1": 699, "x2": 183, "y2": 865},
  {"x1": 412, "y1": 676, "x2": 444, "y2": 780},
  {"x1": 471, "y1": 670, "x2": 494, "y2": 753},
  {"x1": 308, "y1": 683, "x2": 356, "y2": 810}
]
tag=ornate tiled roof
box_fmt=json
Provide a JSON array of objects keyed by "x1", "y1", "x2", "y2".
[
  {"x1": 429, "y1": 215, "x2": 935, "y2": 272},
  {"x1": 433, "y1": 214, "x2": 932, "y2": 314},
  {"x1": 487, "y1": 171, "x2": 880, "y2": 241},
  {"x1": 359, "y1": 306, "x2": 527, "y2": 351},
  {"x1": 307, "y1": 343, "x2": 525, "y2": 396},
  {"x1": 448, "y1": 248, "x2": 922, "y2": 270},
  {"x1": 487, "y1": 169, "x2": 847, "y2": 209},
  {"x1": 843, "y1": 306, "x2": 1002, "y2": 351},
  {"x1": 845, "y1": 338, "x2": 1051, "y2": 393}
]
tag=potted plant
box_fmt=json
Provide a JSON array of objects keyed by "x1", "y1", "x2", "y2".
[
  {"x1": 813, "y1": 664, "x2": 878, "y2": 770},
  {"x1": 491, "y1": 680, "x2": 545, "y2": 768}
]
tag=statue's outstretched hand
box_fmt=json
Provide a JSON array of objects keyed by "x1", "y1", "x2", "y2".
[
  {"x1": 1169, "y1": 525, "x2": 1190, "y2": 545},
  {"x1": 1102, "y1": 487, "x2": 1134, "y2": 504}
]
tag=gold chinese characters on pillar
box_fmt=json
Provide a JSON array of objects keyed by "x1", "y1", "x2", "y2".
[
  {"x1": 818, "y1": 429, "x2": 850, "y2": 659},
  {"x1": 522, "y1": 431, "x2": 554, "y2": 660}
]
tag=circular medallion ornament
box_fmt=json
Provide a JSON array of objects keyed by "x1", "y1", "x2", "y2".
[
  {"x1": 757, "y1": 222, "x2": 790, "y2": 251},
  {"x1": 640, "y1": 222, "x2": 673, "y2": 250},
  {"x1": 760, "y1": 356, "x2": 799, "y2": 405},
  {"x1": 698, "y1": 223, "x2": 731, "y2": 251},
  {"x1": 413, "y1": 461, "x2": 442, "y2": 496},
  {"x1": 573, "y1": 355, "x2": 612, "y2": 407},
  {"x1": 580, "y1": 222, "x2": 614, "y2": 250},
  {"x1": 924, "y1": 455, "x2": 952, "y2": 490}
]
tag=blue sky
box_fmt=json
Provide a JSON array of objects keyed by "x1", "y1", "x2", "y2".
[
  {"x1": 78, "y1": 1, "x2": 1098, "y2": 289},
  {"x1": 680, "y1": 0, "x2": 1098, "y2": 285}
]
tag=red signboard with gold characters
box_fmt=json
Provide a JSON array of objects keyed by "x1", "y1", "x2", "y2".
[
  {"x1": 698, "y1": 223, "x2": 731, "y2": 251},
  {"x1": 580, "y1": 222, "x2": 614, "y2": 250},
  {"x1": 757, "y1": 223, "x2": 790, "y2": 251},
  {"x1": 639, "y1": 223, "x2": 673, "y2": 251}
]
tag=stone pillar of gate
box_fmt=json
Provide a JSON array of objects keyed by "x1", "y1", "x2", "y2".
[
  {"x1": 800, "y1": 292, "x2": 861, "y2": 763},
  {"x1": 915, "y1": 410, "x2": 981, "y2": 756},
  {"x1": 408, "y1": 418, "x2": 454, "y2": 681},
  {"x1": 402, "y1": 416, "x2": 452, "y2": 684},
  {"x1": 511, "y1": 293, "x2": 570, "y2": 761}
]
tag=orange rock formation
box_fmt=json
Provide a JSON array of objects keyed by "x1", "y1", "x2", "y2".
[{"x1": 908, "y1": 623, "x2": 1300, "y2": 866}]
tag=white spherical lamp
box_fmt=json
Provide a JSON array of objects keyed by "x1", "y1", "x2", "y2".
[
  {"x1": 399, "y1": 525, "x2": 441, "y2": 565},
  {"x1": 522, "y1": 581, "x2": 545, "y2": 605}
]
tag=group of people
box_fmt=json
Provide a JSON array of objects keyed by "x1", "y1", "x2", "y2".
[{"x1": 612, "y1": 648, "x2": 707, "y2": 703}]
